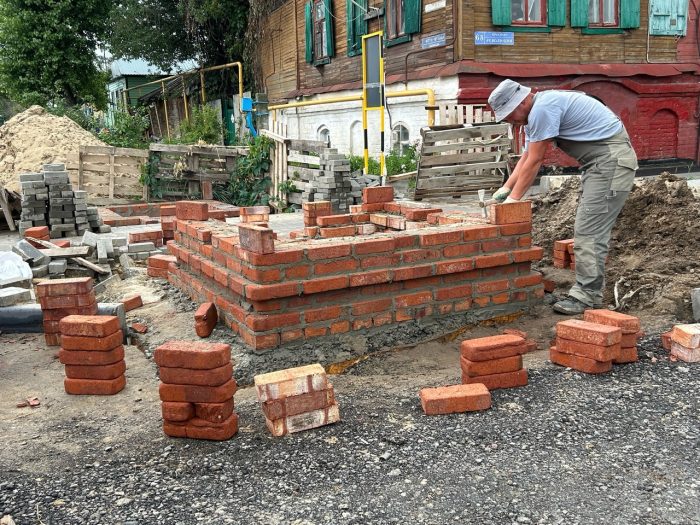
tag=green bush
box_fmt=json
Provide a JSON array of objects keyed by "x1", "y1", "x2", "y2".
[
  {"x1": 214, "y1": 135, "x2": 272, "y2": 206},
  {"x1": 175, "y1": 105, "x2": 224, "y2": 145},
  {"x1": 47, "y1": 102, "x2": 100, "y2": 133},
  {"x1": 385, "y1": 144, "x2": 417, "y2": 176},
  {"x1": 98, "y1": 107, "x2": 150, "y2": 149}
]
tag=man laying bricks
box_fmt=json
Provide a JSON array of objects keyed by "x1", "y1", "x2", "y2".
[{"x1": 488, "y1": 79, "x2": 638, "y2": 315}]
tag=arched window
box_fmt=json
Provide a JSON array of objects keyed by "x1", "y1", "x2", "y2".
[
  {"x1": 391, "y1": 123, "x2": 410, "y2": 155},
  {"x1": 317, "y1": 126, "x2": 331, "y2": 147}
]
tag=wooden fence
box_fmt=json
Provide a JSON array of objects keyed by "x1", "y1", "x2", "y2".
[{"x1": 66, "y1": 145, "x2": 148, "y2": 200}]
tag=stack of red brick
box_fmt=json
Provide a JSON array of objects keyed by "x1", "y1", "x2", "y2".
[
  {"x1": 24, "y1": 226, "x2": 50, "y2": 247},
  {"x1": 37, "y1": 277, "x2": 97, "y2": 346},
  {"x1": 240, "y1": 206, "x2": 270, "y2": 224},
  {"x1": 550, "y1": 311, "x2": 641, "y2": 374},
  {"x1": 553, "y1": 239, "x2": 575, "y2": 269},
  {"x1": 419, "y1": 383, "x2": 491, "y2": 415},
  {"x1": 59, "y1": 315, "x2": 126, "y2": 395},
  {"x1": 460, "y1": 334, "x2": 529, "y2": 390},
  {"x1": 156, "y1": 341, "x2": 238, "y2": 441},
  {"x1": 669, "y1": 324, "x2": 700, "y2": 362},
  {"x1": 160, "y1": 205, "x2": 176, "y2": 241},
  {"x1": 254, "y1": 364, "x2": 339, "y2": 436},
  {"x1": 128, "y1": 229, "x2": 163, "y2": 248},
  {"x1": 147, "y1": 254, "x2": 176, "y2": 278},
  {"x1": 584, "y1": 309, "x2": 641, "y2": 363}
]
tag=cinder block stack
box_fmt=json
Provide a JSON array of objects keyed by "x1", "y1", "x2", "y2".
[
  {"x1": 156, "y1": 341, "x2": 238, "y2": 441},
  {"x1": 59, "y1": 315, "x2": 126, "y2": 395},
  {"x1": 669, "y1": 324, "x2": 700, "y2": 362},
  {"x1": 419, "y1": 384, "x2": 491, "y2": 415},
  {"x1": 460, "y1": 334, "x2": 529, "y2": 390},
  {"x1": 72, "y1": 190, "x2": 89, "y2": 235},
  {"x1": 550, "y1": 319, "x2": 621, "y2": 374},
  {"x1": 254, "y1": 363, "x2": 339, "y2": 436},
  {"x1": 584, "y1": 309, "x2": 641, "y2": 363},
  {"x1": 44, "y1": 163, "x2": 79, "y2": 238},
  {"x1": 17, "y1": 173, "x2": 48, "y2": 235},
  {"x1": 147, "y1": 254, "x2": 176, "y2": 278},
  {"x1": 36, "y1": 277, "x2": 97, "y2": 346}
]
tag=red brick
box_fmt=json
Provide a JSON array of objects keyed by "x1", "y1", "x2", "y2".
[
  {"x1": 353, "y1": 238, "x2": 396, "y2": 255},
  {"x1": 475, "y1": 253, "x2": 511, "y2": 268},
  {"x1": 239, "y1": 331, "x2": 280, "y2": 350},
  {"x1": 350, "y1": 299, "x2": 390, "y2": 316},
  {"x1": 53, "y1": 240, "x2": 71, "y2": 248},
  {"x1": 436, "y1": 258, "x2": 474, "y2": 275},
  {"x1": 613, "y1": 346, "x2": 639, "y2": 364},
  {"x1": 160, "y1": 204, "x2": 177, "y2": 216},
  {"x1": 499, "y1": 222, "x2": 532, "y2": 235},
  {"x1": 349, "y1": 270, "x2": 391, "y2": 287},
  {"x1": 330, "y1": 320, "x2": 350, "y2": 334},
  {"x1": 146, "y1": 255, "x2": 177, "y2": 270},
  {"x1": 58, "y1": 346, "x2": 125, "y2": 366},
  {"x1": 64, "y1": 375, "x2": 126, "y2": 395},
  {"x1": 305, "y1": 326, "x2": 328, "y2": 337},
  {"x1": 394, "y1": 264, "x2": 433, "y2": 281},
  {"x1": 395, "y1": 291, "x2": 432, "y2": 307},
  {"x1": 419, "y1": 383, "x2": 491, "y2": 415},
  {"x1": 554, "y1": 239, "x2": 575, "y2": 251},
  {"x1": 316, "y1": 214, "x2": 353, "y2": 226},
  {"x1": 462, "y1": 368, "x2": 528, "y2": 389},
  {"x1": 661, "y1": 331, "x2": 672, "y2": 351},
  {"x1": 44, "y1": 333, "x2": 61, "y2": 346},
  {"x1": 36, "y1": 277, "x2": 93, "y2": 298},
  {"x1": 481, "y1": 237, "x2": 517, "y2": 253},
  {"x1": 556, "y1": 319, "x2": 621, "y2": 346},
  {"x1": 489, "y1": 201, "x2": 532, "y2": 225},
  {"x1": 319, "y1": 225, "x2": 356, "y2": 238},
  {"x1": 305, "y1": 306, "x2": 343, "y2": 323},
  {"x1": 42, "y1": 302, "x2": 98, "y2": 319},
  {"x1": 314, "y1": 258, "x2": 358, "y2": 275},
  {"x1": 262, "y1": 388, "x2": 335, "y2": 420},
  {"x1": 61, "y1": 330, "x2": 124, "y2": 352},
  {"x1": 122, "y1": 294, "x2": 143, "y2": 312},
  {"x1": 671, "y1": 324, "x2": 700, "y2": 348},
  {"x1": 59, "y1": 315, "x2": 120, "y2": 337},
  {"x1": 175, "y1": 201, "x2": 209, "y2": 221},
  {"x1": 154, "y1": 341, "x2": 231, "y2": 369},
  {"x1": 64, "y1": 360, "x2": 126, "y2": 380},
  {"x1": 460, "y1": 334, "x2": 526, "y2": 361},
  {"x1": 418, "y1": 230, "x2": 463, "y2": 246},
  {"x1": 583, "y1": 309, "x2": 641, "y2": 334},
  {"x1": 245, "y1": 282, "x2": 300, "y2": 301},
  {"x1": 361, "y1": 203, "x2": 385, "y2": 212},
  {"x1": 476, "y1": 279, "x2": 509, "y2": 293},
  {"x1": 621, "y1": 332, "x2": 643, "y2": 347},
  {"x1": 237, "y1": 223, "x2": 275, "y2": 254},
  {"x1": 360, "y1": 254, "x2": 401, "y2": 269},
  {"x1": 514, "y1": 273, "x2": 543, "y2": 288},
  {"x1": 306, "y1": 244, "x2": 352, "y2": 260},
  {"x1": 549, "y1": 348, "x2": 612, "y2": 374},
  {"x1": 159, "y1": 378, "x2": 237, "y2": 403},
  {"x1": 461, "y1": 355, "x2": 523, "y2": 377},
  {"x1": 435, "y1": 284, "x2": 472, "y2": 301},
  {"x1": 163, "y1": 413, "x2": 239, "y2": 441},
  {"x1": 159, "y1": 362, "x2": 233, "y2": 387},
  {"x1": 281, "y1": 329, "x2": 304, "y2": 343},
  {"x1": 302, "y1": 276, "x2": 348, "y2": 295},
  {"x1": 194, "y1": 399, "x2": 235, "y2": 423},
  {"x1": 512, "y1": 247, "x2": 544, "y2": 263},
  {"x1": 24, "y1": 226, "x2": 49, "y2": 240},
  {"x1": 402, "y1": 207, "x2": 443, "y2": 221},
  {"x1": 363, "y1": 186, "x2": 394, "y2": 204},
  {"x1": 147, "y1": 268, "x2": 169, "y2": 279},
  {"x1": 443, "y1": 244, "x2": 479, "y2": 258},
  {"x1": 352, "y1": 318, "x2": 373, "y2": 330},
  {"x1": 245, "y1": 312, "x2": 301, "y2": 331},
  {"x1": 193, "y1": 302, "x2": 218, "y2": 338},
  {"x1": 161, "y1": 401, "x2": 195, "y2": 422},
  {"x1": 555, "y1": 338, "x2": 620, "y2": 362}
]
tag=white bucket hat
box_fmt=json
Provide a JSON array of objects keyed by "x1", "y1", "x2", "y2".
[{"x1": 488, "y1": 79, "x2": 532, "y2": 122}]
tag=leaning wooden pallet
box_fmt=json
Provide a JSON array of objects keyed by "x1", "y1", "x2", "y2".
[{"x1": 412, "y1": 123, "x2": 512, "y2": 200}]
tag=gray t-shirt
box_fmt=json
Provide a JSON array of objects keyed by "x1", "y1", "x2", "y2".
[{"x1": 524, "y1": 90, "x2": 622, "y2": 149}]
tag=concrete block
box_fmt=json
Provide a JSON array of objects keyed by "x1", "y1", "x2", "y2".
[
  {"x1": 0, "y1": 286, "x2": 32, "y2": 306},
  {"x1": 43, "y1": 163, "x2": 66, "y2": 171},
  {"x1": 49, "y1": 259, "x2": 68, "y2": 274},
  {"x1": 81, "y1": 231, "x2": 100, "y2": 247},
  {"x1": 12, "y1": 239, "x2": 50, "y2": 266},
  {"x1": 98, "y1": 225, "x2": 111, "y2": 233},
  {"x1": 128, "y1": 242, "x2": 156, "y2": 253},
  {"x1": 32, "y1": 264, "x2": 49, "y2": 278},
  {"x1": 111, "y1": 237, "x2": 127, "y2": 247},
  {"x1": 97, "y1": 241, "x2": 108, "y2": 263},
  {"x1": 19, "y1": 173, "x2": 44, "y2": 182}
]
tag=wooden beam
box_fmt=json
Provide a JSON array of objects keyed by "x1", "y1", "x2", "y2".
[
  {"x1": 0, "y1": 188, "x2": 16, "y2": 231},
  {"x1": 26, "y1": 237, "x2": 109, "y2": 275},
  {"x1": 38, "y1": 247, "x2": 91, "y2": 258}
]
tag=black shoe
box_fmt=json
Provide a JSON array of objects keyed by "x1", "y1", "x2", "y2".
[{"x1": 552, "y1": 296, "x2": 591, "y2": 315}]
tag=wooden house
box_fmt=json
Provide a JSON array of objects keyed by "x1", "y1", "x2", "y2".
[{"x1": 253, "y1": 0, "x2": 700, "y2": 164}]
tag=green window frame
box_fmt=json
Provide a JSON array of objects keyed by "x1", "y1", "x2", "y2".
[
  {"x1": 384, "y1": 0, "x2": 422, "y2": 47},
  {"x1": 305, "y1": 0, "x2": 335, "y2": 65},
  {"x1": 571, "y1": 0, "x2": 640, "y2": 32},
  {"x1": 347, "y1": 0, "x2": 368, "y2": 56},
  {"x1": 492, "y1": 0, "x2": 566, "y2": 30}
]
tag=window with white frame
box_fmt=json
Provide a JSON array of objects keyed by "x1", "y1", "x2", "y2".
[
  {"x1": 392, "y1": 124, "x2": 410, "y2": 154},
  {"x1": 589, "y1": 0, "x2": 618, "y2": 25},
  {"x1": 318, "y1": 126, "x2": 331, "y2": 146}
]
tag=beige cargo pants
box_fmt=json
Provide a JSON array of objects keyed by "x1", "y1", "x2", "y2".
[{"x1": 556, "y1": 128, "x2": 638, "y2": 306}]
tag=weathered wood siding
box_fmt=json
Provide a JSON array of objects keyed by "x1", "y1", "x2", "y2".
[
  {"x1": 260, "y1": 1, "x2": 299, "y2": 102},
  {"x1": 461, "y1": 0, "x2": 678, "y2": 63}
]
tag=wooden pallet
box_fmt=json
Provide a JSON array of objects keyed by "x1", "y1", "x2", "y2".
[{"x1": 412, "y1": 123, "x2": 512, "y2": 200}]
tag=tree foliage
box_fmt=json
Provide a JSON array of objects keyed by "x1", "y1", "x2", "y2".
[
  {"x1": 0, "y1": 0, "x2": 110, "y2": 107},
  {"x1": 108, "y1": 0, "x2": 249, "y2": 69}
]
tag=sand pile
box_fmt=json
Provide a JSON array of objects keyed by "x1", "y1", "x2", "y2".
[
  {"x1": 532, "y1": 174, "x2": 700, "y2": 319},
  {"x1": 0, "y1": 105, "x2": 106, "y2": 192}
]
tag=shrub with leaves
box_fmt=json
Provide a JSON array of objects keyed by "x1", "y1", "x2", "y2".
[
  {"x1": 214, "y1": 135, "x2": 272, "y2": 206},
  {"x1": 176, "y1": 105, "x2": 224, "y2": 145},
  {"x1": 98, "y1": 107, "x2": 150, "y2": 149}
]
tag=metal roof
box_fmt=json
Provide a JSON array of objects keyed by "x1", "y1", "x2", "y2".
[{"x1": 110, "y1": 59, "x2": 199, "y2": 79}]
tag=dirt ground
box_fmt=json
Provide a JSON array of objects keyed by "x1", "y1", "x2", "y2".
[{"x1": 532, "y1": 175, "x2": 700, "y2": 319}]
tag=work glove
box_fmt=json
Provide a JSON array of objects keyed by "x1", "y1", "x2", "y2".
[
  {"x1": 492, "y1": 186, "x2": 511, "y2": 203},
  {"x1": 504, "y1": 196, "x2": 520, "y2": 203}
]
